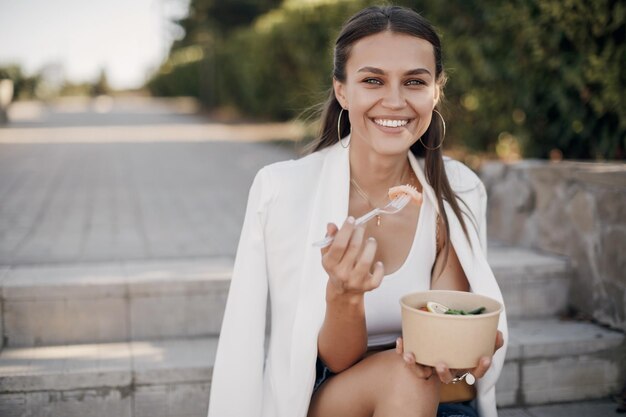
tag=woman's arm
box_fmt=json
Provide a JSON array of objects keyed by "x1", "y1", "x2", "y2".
[
  {"x1": 317, "y1": 221, "x2": 384, "y2": 373},
  {"x1": 317, "y1": 284, "x2": 368, "y2": 373}
]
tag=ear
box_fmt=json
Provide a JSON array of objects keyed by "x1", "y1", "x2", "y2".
[
  {"x1": 333, "y1": 78, "x2": 348, "y2": 109},
  {"x1": 433, "y1": 83, "x2": 441, "y2": 107}
]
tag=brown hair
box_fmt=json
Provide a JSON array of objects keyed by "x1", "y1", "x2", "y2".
[{"x1": 309, "y1": 5, "x2": 474, "y2": 274}]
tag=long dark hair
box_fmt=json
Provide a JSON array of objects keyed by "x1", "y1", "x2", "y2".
[{"x1": 309, "y1": 5, "x2": 474, "y2": 273}]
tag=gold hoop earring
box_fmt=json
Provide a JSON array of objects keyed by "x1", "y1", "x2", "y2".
[
  {"x1": 420, "y1": 109, "x2": 446, "y2": 151},
  {"x1": 338, "y1": 108, "x2": 350, "y2": 148}
]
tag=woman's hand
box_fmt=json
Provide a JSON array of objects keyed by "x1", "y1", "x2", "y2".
[
  {"x1": 396, "y1": 331, "x2": 504, "y2": 383},
  {"x1": 321, "y1": 217, "x2": 385, "y2": 298},
  {"x1": 395, "y1": 337, "x2": 436, "y2": 380},
  {"x1": 433, "y1": 331, "x2": 504, "y2": 384}
]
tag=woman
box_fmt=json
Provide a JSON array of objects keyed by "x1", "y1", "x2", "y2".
[{"x1": 208, "y1": 5, "x2": 507, "y2": 417}]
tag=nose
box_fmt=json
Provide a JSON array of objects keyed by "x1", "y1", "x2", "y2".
[{"x1": 381, "y1": 85, "x2": 406, "y2": 110}]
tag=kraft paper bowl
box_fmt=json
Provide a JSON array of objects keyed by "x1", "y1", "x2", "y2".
[{"x1": 400, "y1": 290, "x2": 503, "y2": 369}]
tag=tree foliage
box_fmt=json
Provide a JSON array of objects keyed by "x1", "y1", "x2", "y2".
[{"x1": 147, "y1": 0, "x2": 625, "y2": 159}]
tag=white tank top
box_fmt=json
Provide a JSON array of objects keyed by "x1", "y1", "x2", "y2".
[{"x1": 364, "y1": 192, "x2": 438, "y2": 348}]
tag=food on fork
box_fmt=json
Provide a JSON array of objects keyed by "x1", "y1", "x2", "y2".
[{"x1": 388, "y1": 184, "x2": 423, "y2": 205}]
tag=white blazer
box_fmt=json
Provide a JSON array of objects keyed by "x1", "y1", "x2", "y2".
[{"x1": 208, "y1": 142, "x2": 508, "y2": 417}]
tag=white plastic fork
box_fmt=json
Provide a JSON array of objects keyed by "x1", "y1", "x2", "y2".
[{"x1": 312, "y1": 194, "x2": 412, "y2": 248}]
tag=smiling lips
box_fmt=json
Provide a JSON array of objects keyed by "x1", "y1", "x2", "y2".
[{"x1": 373, "y1": 118, "x2": 411, "y2": 128}]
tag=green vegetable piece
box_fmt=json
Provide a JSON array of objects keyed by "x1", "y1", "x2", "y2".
[
  {"x1": 443, "y1": 306, "x2": 486, "y2": 315},
  {"x1": 468, "y1": 307, "x2": 486, "y2": 315}
]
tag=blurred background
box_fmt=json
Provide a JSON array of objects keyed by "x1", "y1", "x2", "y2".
[{"x1": 1, "y1": 0, "x2": 624, "y2": 161}]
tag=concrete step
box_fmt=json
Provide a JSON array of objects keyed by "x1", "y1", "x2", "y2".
[
  {"x1": 0, "y1": 319, "x2": 622, "y2": 416},
  {"x1": 496, "y1": 318, "x2": 625, "y2": 407},
  {"x1": 0, "y1": 258, "x2": 233, "y2": 348},
  {"x1": 0, "y1": 246, "x2": 571, "y2": 348},
  {"x1": 0, "y1": 337, "x2": 217, "y2": 417},
  {"x1": 499, "y1": 398, "x2": 622, "y2": 417},
  {"x1": 487, "y1": 245, "x2": 571, "y2": 320}
]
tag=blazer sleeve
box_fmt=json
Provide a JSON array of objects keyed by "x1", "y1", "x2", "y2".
[{"x1": 208, "y1": 167, "x2": 273, "y2": 417}]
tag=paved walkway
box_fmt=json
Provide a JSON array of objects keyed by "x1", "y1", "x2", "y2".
[{"x1": 0, "y1": 97, "x2": 298, "y2": 267}]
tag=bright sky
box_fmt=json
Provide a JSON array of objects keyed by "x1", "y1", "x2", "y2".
[{"x1": 0, "y1": 0, "x2": 189, "y2": 89}]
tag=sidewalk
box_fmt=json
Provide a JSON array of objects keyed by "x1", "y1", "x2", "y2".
[{"x1": 0, "y1": 97, "x2": 298, "y2": 267}]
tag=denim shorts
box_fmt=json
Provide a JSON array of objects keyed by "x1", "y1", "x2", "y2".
[{"x1": 314, "y1": 357, "x2": 478, "y2": 417}]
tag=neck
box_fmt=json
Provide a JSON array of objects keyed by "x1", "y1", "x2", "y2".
[{"x1": 348, "y1": 142, "x2": 412, "y2": 204}]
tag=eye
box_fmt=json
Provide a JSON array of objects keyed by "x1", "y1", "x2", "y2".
[
  {"x1": 405, "y1": 79, "x2": 426, "y2": 86},
  {"x1": 363, "y1": 78, "x2": 383, "y2": 85}
]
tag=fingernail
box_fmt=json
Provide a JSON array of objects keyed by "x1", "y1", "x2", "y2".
[
  {"x1": 347, "y1": 216, "x2": 355, "y2": 224},
  {"x1": 368, "y1": 237, "x2": 376, "y2": 242},
  {"x1": 403, "y1": 353, "x2": 411, "y2": 363},
  {"x1": 483, "y1": 358, "x2": 491, "y2": 367},
  {"x1": 395, "y1": 338, "x2": 400, "y2": 350}
]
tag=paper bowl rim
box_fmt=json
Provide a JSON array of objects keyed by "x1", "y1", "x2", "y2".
[{"x1": 399, "y1": 290, "x2": 503, "y2": 320}]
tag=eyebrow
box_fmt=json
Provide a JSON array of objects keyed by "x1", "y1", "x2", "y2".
[{"x1": 357, "y1": 66, "x2": 432, "y2": 77}]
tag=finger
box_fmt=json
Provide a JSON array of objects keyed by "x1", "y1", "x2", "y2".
[
  {"x1": 414, "y1": 362, "x2": 436, "y2": 380},
  {"x1": 401, "y1": 351, "x2": 428, "y2": 378},
  {"x1": 494, "y1": 330, "x2": 504, "y2": 352},
  {"x1": 353, "y1": 236, "x2": 377, "y2": 276},
  {"x1": 435, "y1": 362, "x2": 454, "y2": 384},
  {"x1": 320, "y1": 223, "x2": 339, "y2": 255},
  {"x1": 339, "y1": 225, "x2": 366, "y2": 269},
  {"x1": 324, "y1": 217, "x2": 355, "y2": 263},
  {"x1": 402, "y1": 350, "x2": 435, "y2": 380},
  {"x1": 471, "y1": 356, "x2": 492, "y2": 379},
  {"x1": 365, "y1": 261, "x2": 385, "y2": 291},
  {"x1": 395, "y1": 337, "x2": 403, "y2": 354}
]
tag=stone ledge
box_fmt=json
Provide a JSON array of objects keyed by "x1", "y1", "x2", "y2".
[
  {"x1": 1, "y1": 258, "x2": 234, "y2": 301},
  {"x1": 0, "y1": 338, "x2": 217, "y2": 393},
  {"x1": 506, "y1": 318, "x2": 624, "y2": 361},
  {"x1": 0, "y1": 259, "x2": 233, "y2": 347},
  {"x1": 487, "y1": 245, "x2": 570, "y2": 277}
]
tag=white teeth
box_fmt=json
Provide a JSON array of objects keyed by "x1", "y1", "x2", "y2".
[{"x1": 374, "y1": 119, "x2": 409, "y2": 128}]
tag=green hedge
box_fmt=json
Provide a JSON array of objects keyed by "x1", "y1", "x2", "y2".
[{"x1": 148, "y1": 0, "x2": 625, "y2": 159}]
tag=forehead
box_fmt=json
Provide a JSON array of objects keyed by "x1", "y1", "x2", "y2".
[{"x1": 346, "y1": 31, "x2": 436, "y2": 76}]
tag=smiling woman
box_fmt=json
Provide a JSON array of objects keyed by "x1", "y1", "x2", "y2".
[{"x1": 207, "y1": 5, "x2": 507, "y2": 417}]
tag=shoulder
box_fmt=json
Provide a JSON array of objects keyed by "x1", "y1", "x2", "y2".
[
  {"x1": 442, "y1": 157, "x2": 485, "y2": 195},
  {"x1": 262, "y1": 147, "x2": 327, "y2": 180},
  {"x1": 252, "y1": 147, "x2": 329, "y2": 206}
]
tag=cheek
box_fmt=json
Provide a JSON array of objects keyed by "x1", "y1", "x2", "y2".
[
  {"x1": 411, "y1": 92, "x2": 437, "y2": 112},
  {"x1": 351, "y1": 88, "x2": 380, "y2": 106}
]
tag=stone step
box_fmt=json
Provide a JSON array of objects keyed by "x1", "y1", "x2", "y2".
[
  {"x1": 496, "y1": 318, "x2": 625, "y2": 407},
  {"x1": 487, "y1": 245, "x2": 571, "y2": 320},
  {"x1": 0, "y1": 258, "x2": 233, "y2": 348},
  {"x1": 0, "y1": 337, "x2": 216, "y2": 417},
  {"x1": 0, "y1": 319, "x2": 622, "y2": 416},
  {"x1": 0, "y1": 246, "x2": 571, "y2": 348}
]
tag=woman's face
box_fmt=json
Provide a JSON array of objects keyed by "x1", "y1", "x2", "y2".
[{"x1": 334, "y1": 31, "x2": 441, "y2": 156}]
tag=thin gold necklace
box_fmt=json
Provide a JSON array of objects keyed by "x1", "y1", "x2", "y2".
[{"x1": 350, "y1": 166, "x2": 414, "y2": 226}]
